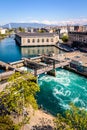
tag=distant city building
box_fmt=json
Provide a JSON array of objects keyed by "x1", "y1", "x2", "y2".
[
  {"x1": 78, "y1": 26, "x2": 84, "y2": 32},
  {"x1": 24, "y1": 27, "x2": 39, "y2": 33},
  {"x1": 83, "y1": 25, "x2": 87, "y2": 32},
  {"x1": 67, "y1": 26, "x2": 74, "y2": 32},
  {"x1": 49, "y1": 29, "x2": 54, "y2": 33},
  {"x1": 15, "y1": 32, "x2": 59, "y2": 46},
  {"x1": 67, "y1": 25, "x2": 85, "y2": 32},
  {"x1": 60, "y1": 26, "x2": 68, "y2": 34},
  {"x1": 68, "y1": 31, "x2": 87, "y2": 47},
  {"x1": 0, "y1": 28, "x2": 7, "y2": 34}
]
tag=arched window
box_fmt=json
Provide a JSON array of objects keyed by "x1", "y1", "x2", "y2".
[
  {"x1": 32, "y1": 39, "x2": 35, "y2": 43},
  {"x1": 33, "y1": 49, "x2": 35, "y2": 54},
  {"x1": 37, "y1": 49, "x2": 40, "y2": 53},
  {"x1": 51, "y1": 38, "x2": 53, "y2": 42},
  {"x1": 37, "y1": 39, "x2": 40, "y2": 42},
  {"x1": 42, "y1": 49, "x2": 44, "y2": 54},
  {"x1": 46, "y1": 39, "x2": 49, "y2": 42},
  {"x1": 23, "y1": 39, "x2": 26, "y2": 43},
  {"x1": 28, "y1": 39, "x2": 30, "y2": 43},
  {"x1": 42, "y1": 39, "x2": 44, "y2": 42}
]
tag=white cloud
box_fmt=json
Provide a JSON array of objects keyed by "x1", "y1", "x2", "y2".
[
  {"x1": 29, "y1": 20, "x2": 40, "y2": 23},
  {"x1": 28, "y1": 18, "x2": 87, "y2": 25},
  {"x1": 2, "y1": 17, "x2": 87, "y2": 26}
]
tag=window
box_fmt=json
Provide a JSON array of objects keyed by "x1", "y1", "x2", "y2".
[
  {"x1": 42, "y1": 39, "x2": 44, "y2": 42},
  {"x1": 32, "y1": 39, "x2": 35, "y2": 43},
  {"x1": 51, "y1": 38, "x2": 53, "y2": 42},
  {"x1": 47, "y1": 49, "x2": 48, "y2": 53},
  {"x1": 33, "y1": 49, "x2": 35, "y2": 54},
  {"x1": 42, "y1": 49, "x2": 44, "y2": 54},
  {"x1": 37, "y1": 49, "x2": 40, "y2": 53},
  {"x1": 28, "y1": 39, "x2": 30, "y2": 43},
  {"x1": 23, "y1": 39, "x2": 26, "y2": 43},
  {"x1": 28, "y1": 50, "x2": 30, "y2": 54},
  {"x1": 46, "y1": 39, "x2": 49, "y2": 42},
  {"x1": 37, "y1": 39, "x2": 40, "y2": 42}
]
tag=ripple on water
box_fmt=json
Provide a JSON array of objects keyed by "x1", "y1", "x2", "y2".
[
  {"x1": 53, "y1": 88, "x2": 71, "y2": 97},
  {"x1": 38, "y1": 68, "x2": 87, "y2": 115}
]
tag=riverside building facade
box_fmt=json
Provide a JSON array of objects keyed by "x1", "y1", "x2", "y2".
[
  {"x1": 15, "y1": 32, "x2": 59, "y2": 46},
  {"x1": 68, "y1": 32, "x2": 87, "y2": 47}
]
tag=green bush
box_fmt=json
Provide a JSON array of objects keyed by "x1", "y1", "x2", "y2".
[
  {"x1": 54, "y1": 104, "x2": 87, "y2": 130},
  {"x1": 0, "y1": 116, "x2": 19, "y2": 130},
  {"x1": 62, "y1": 35, "x2": 69, "y2": 42}
]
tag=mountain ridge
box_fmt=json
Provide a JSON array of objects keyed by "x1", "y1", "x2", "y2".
[{"x1": 2, "y1": 22, "x2": 48, "y2": 28}]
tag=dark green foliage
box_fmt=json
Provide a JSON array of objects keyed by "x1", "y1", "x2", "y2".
[
  {"x1": 0, "y1": 33, "x2": 7, "y2": 39},
  {"x1": 18, "y1": 27, "x2": 25, "y2": 32},
  {"x1": 54, "y1": 103, "x2": 87, "y2": 130},
  {"x1": 0, "y1": 72, "x2": 40, "y2": 114},
  {"x1": 0, "y1": 116, "x2": 19, "y2": 130},
  {"x1": 0, "y1": 72, "x2": 40, "y2": 130}
]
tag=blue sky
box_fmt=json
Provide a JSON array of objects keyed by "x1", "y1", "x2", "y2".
[{"x1": 0, "y1": 0, "x2": 87, "y2": 25}]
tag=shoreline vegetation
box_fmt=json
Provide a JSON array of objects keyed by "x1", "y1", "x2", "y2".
[
  {"x1": 0, "y1": 29, "x2": 13, "y2": 40},
  {"x1": 0, "y1": 72, "x2": 56, "y2": 130},
  {"x1": 0, "y1": 34, "x2": 8, "y2": 40}
]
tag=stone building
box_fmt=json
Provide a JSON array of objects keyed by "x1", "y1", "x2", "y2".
[
  {"x1": 68, "y1": 32, "x2": 87, "y2": 47},
  {"x1": 15, "y1": 32, "x2": 59, "y2": 46},
  {"x1": 0, "y1": 28, "x2": 7, "y2": 34}
]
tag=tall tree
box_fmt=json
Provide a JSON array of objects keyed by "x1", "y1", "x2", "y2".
[{"x1": 18, "y1": 27, "x2": 25, "y2": 32}]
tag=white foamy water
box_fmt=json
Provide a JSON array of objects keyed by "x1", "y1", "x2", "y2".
[
  {"x1": 38, "y1": 68, "x2": 87, "y2": 114},
  {"x1": 53, "y1": 88, "x2": 71, "y2": 97},
  {"x1": 19, "y1": 66, "x2": 33, "y2": 72}
]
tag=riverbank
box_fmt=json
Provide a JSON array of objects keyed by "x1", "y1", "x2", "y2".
[
  {"x1": 27, "y1": 107, "x2": 54, "y2": 130},
  {"x1": 12, "y1": 105, "x2": 55, "y2": 130},
  {"x1": 0, "y1": 34, "x2": 9, "y2": 40}
]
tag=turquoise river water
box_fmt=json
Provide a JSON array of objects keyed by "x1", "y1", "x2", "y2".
[
  {"x1": 0, "y1": 37, "x2": 87, "y2": 115},
  {"x1": 37, "y1": 68, "x2": 87, "y2": 115}
]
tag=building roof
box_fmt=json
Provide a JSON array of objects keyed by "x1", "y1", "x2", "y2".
[
  {"x1": 16, "y1": 32, "x2": 58, "y2": 38},
  {"x1": 69, "y1": 31, "x2": 87, "y2": 35}
]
